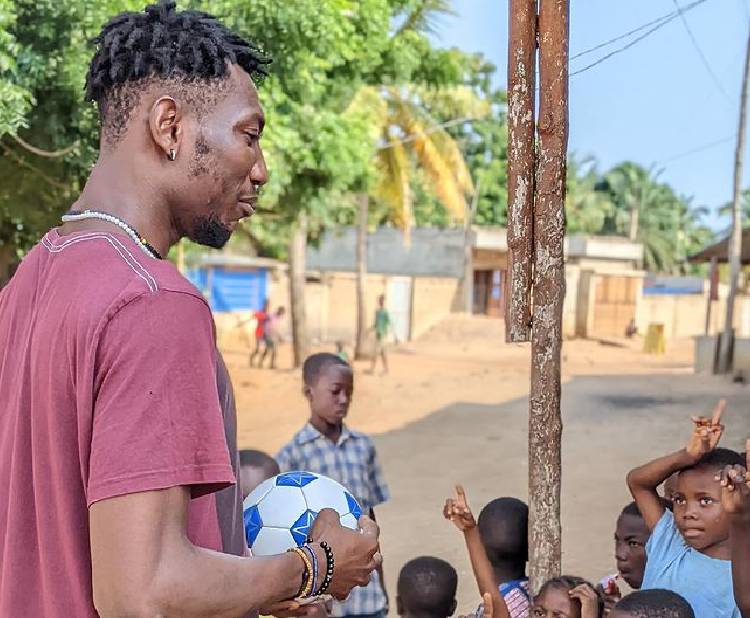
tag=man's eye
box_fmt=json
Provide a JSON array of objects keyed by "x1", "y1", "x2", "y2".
[
  {"x1": 245, "y1": 133, "x2": 261, "y2": 145},
  {"x1": 629, "y1": 540, "x2": 642, "y2": 548}
]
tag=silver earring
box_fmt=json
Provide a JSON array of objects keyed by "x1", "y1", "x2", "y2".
[{"x1": 168, "y1": 149, "x2": 176, "y2": 161}]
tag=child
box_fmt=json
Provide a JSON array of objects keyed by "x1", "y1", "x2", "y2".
[
  {"x1": 370, "y1": 295, "x2": 393, "y2": 375},
  {"x1": 626, "y1": 400, "x2": 744, "y2": 617},
  {"x1": 532, "y1": 576, "x2": 602, "y2": 618},
  {"x1": 717, "y1": 441, "x2": 750, "y2": 617},
  {"x1": 396, "y1": 557, "x2": 457, "y2": 618},
  {"x1": 276, "y1": 353, "x2": 390, "y2": 618},
  {"x1": 249, "y1": 300, "x2": 270, "y2": 367},
  {"x1": 238, "y1": 449, "x2": 280, "y2": 500},
  {"x1": 611, "y1": 589, "x2": 694, "y2": 618},
  {"x1": 259, "y1": 306, "x2": 285, "y2": 369},
  {"x1": 601, "y1": 498, "x2": 674, "y2": 611},
  {"x1": 443, "y1": 486, "x2": 528, "y2": 618},
  {"x1": 335, "y1": 341, "x2": 350, "y2": 363}
]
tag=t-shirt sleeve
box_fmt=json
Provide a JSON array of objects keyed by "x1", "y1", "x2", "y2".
[
  {"x1": 86, "y1": 291, "x2": 235, "y2": 507},
  {"x1": 366, "y1": 440, "x2": 390, "y2": 509},
  {"x1": 645, "y1": 509, "x2": 686, "y2": 570}
]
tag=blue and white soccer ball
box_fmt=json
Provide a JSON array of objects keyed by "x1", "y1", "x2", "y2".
[{"x1": 243, "y1": 471, "x2": 363, "y2": 556}]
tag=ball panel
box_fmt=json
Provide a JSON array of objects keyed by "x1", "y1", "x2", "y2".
[
  {"x1": 291, "y1": 509, "x2": 317, "y2": 546},
  {"x1": 243, "y1": 504, "x2": 263, "y2": 547},
  {"x1": 302, "y1": 476, "x2": 350, "y2": 516},
  {"x1": 340, "y1": 512, "x2": 358, "y2": 530},
  {"x1": 345, "y1": 492, "x2": 362, "y2": 520},
  {"x1": 257, "y1": 485, "x2": 308, "y2": 527},
  {"x1": 276, "y1": 471, "x2": 318, "y2": 488},
  {"x1": 243, "y1": 477, "x2": 275, "y2": 511},
  {"x1": 252, "y1": 527, "x2": 297, "y2": 556}
]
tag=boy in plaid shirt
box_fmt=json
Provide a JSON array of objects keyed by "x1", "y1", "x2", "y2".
[{"x1": 277, "y1": 353, "x2": 390, "y2": 618}]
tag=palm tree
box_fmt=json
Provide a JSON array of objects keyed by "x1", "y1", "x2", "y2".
[{"x1": 565, "y1": 155, "x2": 613, "y2": 234}]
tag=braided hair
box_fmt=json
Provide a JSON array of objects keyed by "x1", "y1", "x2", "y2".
[{"x1": 85, "y1": 0, "x2": 271, "y2": 143}]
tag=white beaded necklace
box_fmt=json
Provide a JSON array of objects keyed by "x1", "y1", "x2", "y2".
[{"x1": 61, "y1": 210, "x2": 162, "y2": 259}]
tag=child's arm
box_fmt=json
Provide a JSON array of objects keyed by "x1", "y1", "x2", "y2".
[
  {"x1": 443, "y1": 486, "x2": 510, "y2": 618},
  {"x1": 719, "y1": 442, "x2": 750, "y2": 617},
  {"x1": 627, "y1": 400, "x2": 725, "y2": 530}
]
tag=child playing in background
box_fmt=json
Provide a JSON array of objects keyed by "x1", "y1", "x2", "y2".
[
  {"x1": 611, "y1": 590, "x2": 694, "y2": 618},
  {"x1": 717, "y1": 441, "x2": 750, "y2": 618},
  {"x1": 443, "y1": 486, "x2": 528, "y2": 618},
  {"x1": 276, "y1": 353, "x2": 390, "y2": 618},
  {"x1": 532, "y1": 576, "x2": 602, "y2": 618},
  {"x1": 626, "y1": 400, "x2": 743, "y2": 617},
  {"x1": 238, "y1": 449, "x2": 280, "y2": 500},
  {"x1": 335, "y1": 341, "x2": 350, "y2": 363}
]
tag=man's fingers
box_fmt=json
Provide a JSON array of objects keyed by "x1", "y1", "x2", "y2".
[
  {"x1": 455, "y1": 484, "x2": 467, "y2": 506},
  {"x1": 357, "y1": 515, "x2": 379, "y2": 538},
  {"x1": 711, "y1": 399, "x2": 726, "y2": 425}
]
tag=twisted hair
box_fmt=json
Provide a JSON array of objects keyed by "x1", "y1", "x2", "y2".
[
  {"x1": 615, "y1": 589, "x2": 695, "y2": 618},
  {"x1": 85, "y1": 0, "x2": 271, "y2": 143}
]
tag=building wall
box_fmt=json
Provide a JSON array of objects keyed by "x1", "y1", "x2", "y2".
[{"x1": 411, "y1": 277, "x2": 462, "y2": 339}]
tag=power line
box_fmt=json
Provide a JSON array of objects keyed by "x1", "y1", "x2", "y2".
[
  {"x1": 570, "y1": 10, "x2": 676, "y2": 61},
  {"x1": 570, "y1": 0, "x2": 709, "y2": 78},
  {"x1": 657, "y1": 134, "x2": 736, "y2": 164},
  {"x1": 671, "y1": 0, "x2": 732, "y2": 103}
]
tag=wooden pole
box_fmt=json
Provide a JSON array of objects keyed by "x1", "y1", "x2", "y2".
[
  {"x1": 289, "y1": 211, "x2": 308, "y2": 368},
  {"x1": 355, "y1": 194, "x2": 369, "y2": 359},
  {"x1": 528, "y1": 0, "x2": 568, "y2": 594},
  {"x1": 464, "y1": 179, "x2": 481, "y2": 313},
  {"x1": 506, "y1": 0, "x2": 537, "y2": 342},
  {"x1": 705, "y1": 256, "x2": 717, "y2": 335},
  {"x1": 720, "y1": 21, "x2": 750, "y2": 373}
]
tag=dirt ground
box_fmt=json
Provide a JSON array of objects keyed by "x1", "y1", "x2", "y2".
[{"x1": 219, "y1": 316, "x2": 750, "y2": 613}]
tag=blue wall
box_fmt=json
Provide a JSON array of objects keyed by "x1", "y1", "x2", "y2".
[{"x1": 186, "y1": 267, "x2": 267, "y2": 312}]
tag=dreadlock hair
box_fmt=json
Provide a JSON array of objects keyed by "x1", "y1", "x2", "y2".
[
  {"x1": 85, "y1": 0, "x2": 271, "y2": 144},
  {"x1": 614, "y1": 589, "x2": 695, "y2": 618}
]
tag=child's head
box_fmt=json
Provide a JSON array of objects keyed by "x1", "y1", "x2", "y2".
[
  {"x1": 276, "y1": 306, "x2": 286, "y2": 316},
  {"x1": 615, "y1": 499, "x2": 670, "y2": 589},
  {"x1": 477, "y1": 497, "x2": 528, "y2": 572},
  {"x1": 673, "y1": 447, "x2": 744, "y2": 552},
  {"x1": 238, "y1": 449, "x2": 280, "y2": 499},
  {"x1": 533, "y1": 576, "x2": 602, "y2": 618},
  {"x1": 336, "y1": 341, "x2": 345, "y2": 352},
  {"x1": 303, "y1": 353, "x2": 353, "y2": 427},
  {"x1": 611, "y1": 589, "x2": 694, "y2": 618},
  {"x1": 396, "y1": 556, "x2": 457, "y2": 618},
  {"x1": 378, "y1": 294, "x2": 386, "y2": 308}
]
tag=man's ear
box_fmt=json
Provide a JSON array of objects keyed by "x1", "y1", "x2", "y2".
[
  {"x1": 303, "y1": 384, "x2": 312, "y2": 401},
  {"x1": 148, "y1": 96, "x2": 183, "y2": 160}
]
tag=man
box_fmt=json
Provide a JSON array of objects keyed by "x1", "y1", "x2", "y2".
[{"x1": 0, "y1": 2, "x2": 380, "y2": 617}]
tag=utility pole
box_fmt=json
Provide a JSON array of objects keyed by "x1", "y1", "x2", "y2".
[
  {"x1": 355, "y1": 194, "x2": 369, "y2": 359},
  {"x1": 720, "y1": 21, "x2": 750, "y2": 373},
  {"x1": 506, "y1": 0, "x2": 536, "y2": 342},
  {"x1": 463, "y1": 179, "x2": 481, "y2": 313}
]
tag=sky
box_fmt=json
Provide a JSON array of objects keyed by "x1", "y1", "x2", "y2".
[{"x1": 431, "y1": 0, "x2": 750, "y2": 231}]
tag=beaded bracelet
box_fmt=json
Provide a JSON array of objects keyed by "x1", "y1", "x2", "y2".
[
  {"x1": 302, "y1": 544, "x2": 319, "y2": 596},
  {"x1": 316, "y1": 541, "x2": 335, "y2": 595},
  {"x1": 288, "y1": 546, "x2": 314, "y2": 598}
]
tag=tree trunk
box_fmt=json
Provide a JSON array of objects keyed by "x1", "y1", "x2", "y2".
[
  {"x1": 0, "y1": 245, "x2": 12, "y2": 288},
  {"x1": 355, "y1": 194, "x2": 369, "y2": 360},
  {"x1": 721, "y1": 24, "x2": 750, "y2": 373},
  {"x1": 628, "y1": 206, "x2": 639, "y2": 242},
  {"x1": 506, "y1": 0, "x2": 537, "y2": 342},
  {"x1": 529, "y1": 0, "x2": 568, "y2": 595},
  {"x1": 289, "y1": 212, "x2": 308, "y2": 368},
  {"x1": 463, "y1": 179, "x2": 481, "y2": 313}
]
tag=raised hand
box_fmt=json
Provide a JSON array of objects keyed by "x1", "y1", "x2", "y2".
[
  {"x1": 686, "y1": 400, "x2": 725, "y2": 462},
  {"x1": 569, "y1": 584, "x2": 601, "y2": 618},
  {"x1": 717, "y1": 440, "x2": 750, "y2": 518},
  {"x1": 443, "y1": 485, "x2": 477, "y2": 531},
  {"x1": 309, "y1": 509, "x2": 382, "y2": 601}
]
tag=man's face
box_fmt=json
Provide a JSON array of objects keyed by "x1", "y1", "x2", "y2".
[
  {"x1": 673, "y1": 467, "x2": 730, "y2": 552},
  {"x1": 173, "y1": 64, "x2": 267, "y2": 249}
]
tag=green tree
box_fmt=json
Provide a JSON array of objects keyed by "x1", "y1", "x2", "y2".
[{"x1": 565, "y1": 155, "x2": 613, "y2": 234}]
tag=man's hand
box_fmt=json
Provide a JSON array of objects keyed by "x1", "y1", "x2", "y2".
[
  {"x1": 718, "y1": 440, "x2": 750, "y2": 518},
  {"x1": 596, "y1": 576, "x2": 621, "y2": 616},
  {"x1": 686, "y1": 400, "x2": 725, "y2": 462},
  {"x1": 569, "y1": 583, "x2": 600, "y2": 618},
  {"x1": 309, "y1": 509, "x2": 381, "y2": 601},
  {"x1": 443, "y1": 485, "x2": 477, "y2": 532}
]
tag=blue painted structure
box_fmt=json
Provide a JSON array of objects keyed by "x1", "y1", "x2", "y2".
[{"x1": 186, "y1": 266, "x2": 268, "y2": 312}]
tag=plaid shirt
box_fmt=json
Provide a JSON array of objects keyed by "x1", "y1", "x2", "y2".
[{"x1": 276, "y1": 423, "x2": 390, "y2": 617}]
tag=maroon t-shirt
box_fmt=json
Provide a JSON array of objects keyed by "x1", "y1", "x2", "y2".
[{"x1": 0, "y1": 229, "x2": 244, "y2": 616}]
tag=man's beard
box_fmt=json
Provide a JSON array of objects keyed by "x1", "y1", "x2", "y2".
[{"x1": 192, "y1": 213, "x2": 231, "y2": 249}]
